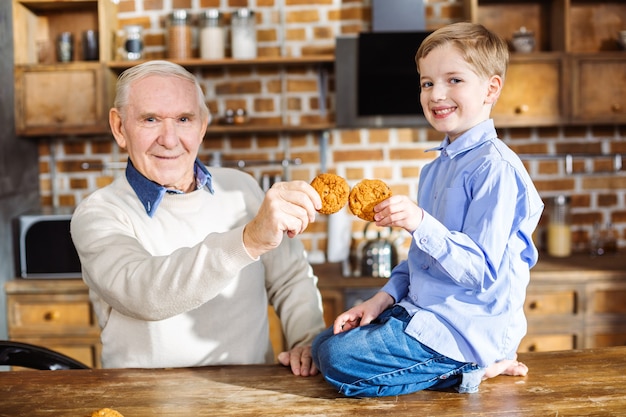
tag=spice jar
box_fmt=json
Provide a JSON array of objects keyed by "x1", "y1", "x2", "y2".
[
  {"x1": 123, "y1": 25, "x2": 144, "y2": 60},
  {"x1": 547, "y1": 195, "x2": 572, "y2": 257},
  {"x1": 167, "y1": 9, "x2": 192, "y2": 59},
  {"x1": 56, "y1": 32, "x2": 74, "y2": 62},
  {"x1": 200, "y1": 9, "x2": 225, "y2": 60},
  {"x1": 231, "y1": 8, "x2": 257, "y2": 59},
  {"x1": 511, "y1": 26, "x2": 535, "y2": 53},
  {"x1": 590, "y1": 222, "x2": 618, "y2": 256}
]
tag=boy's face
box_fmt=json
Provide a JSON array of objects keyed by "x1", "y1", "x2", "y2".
[{"x1": 418, "y1": 43, "x2": 502, "y2": 142}]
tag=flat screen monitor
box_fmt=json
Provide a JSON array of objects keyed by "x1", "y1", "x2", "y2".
[{"x1": 335, "y1": 31, "x2": 432, "y2": 128}]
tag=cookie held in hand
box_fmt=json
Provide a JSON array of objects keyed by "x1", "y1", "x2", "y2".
[
  {"x1": 348, "y1": 179, "x2": 392, "y2": 222},
  {"x1": 310, "y1": 173, "x2": 350, "y2": 214}
]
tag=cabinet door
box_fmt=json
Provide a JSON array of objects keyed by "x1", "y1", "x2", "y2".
[
  {"x1": 14, "y1": 63, "x2": 109, "y2": 136},
  {"x1": 571, "y1": 55, "x2": 626, "y2": 124},
  {"x1": 492, "y1": 56, "x2": 565, "y2": 127}
]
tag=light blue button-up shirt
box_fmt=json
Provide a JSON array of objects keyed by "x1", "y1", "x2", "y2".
[{"x1": 381, "y1": 119, "x2": 544, "y2": 367}]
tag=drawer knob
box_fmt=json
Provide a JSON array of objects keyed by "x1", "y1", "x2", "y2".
[
  {"x1": 515, "y1": 104, "x2": 529, "y2": 114},
  {"x1": 611, "y1": 103, "x2": 622, "y2": 113},
  {"x1": 527, "y1": 344, "x2": 537, "y2": 352},
  {"x1": 44, "y1": 311, "x2": 61, "y2": 321},
  {"x1": 528, "y1": 300, "x2": 541, "y2": 310}
]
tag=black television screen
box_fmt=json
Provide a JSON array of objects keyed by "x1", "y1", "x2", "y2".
[
  {"x1": 357, "y1": 31, "x2": 431, "y2": 117},
  {"x1": 335, "y1": 32, "x2": 432, "y2": 128}
]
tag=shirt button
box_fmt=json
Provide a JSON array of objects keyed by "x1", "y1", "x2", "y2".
[
  {"x1": 420, "y1": 238, "x2": 427, "y2": 244},
  {"x1": 421, "y1": 264, "x2": 428, "y2": 270}
]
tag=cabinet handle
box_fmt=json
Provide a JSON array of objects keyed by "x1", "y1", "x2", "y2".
[
  {"x1": 528, "y1": 300, "x2": 540, "y2": 310},
  {"x1": 44, "y1": 311, "x2": 61, "y2": 321},
  {"x1": 527, "y1": 344, "x2": 537, "y2": 352},
  {"x1": 515, "y1": 104, "x2": 529, "y2": 114}
]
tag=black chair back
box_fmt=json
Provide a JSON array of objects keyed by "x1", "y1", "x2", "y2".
[{"x1": 0, "y1": 340, "x2": 90, "y2": 370}]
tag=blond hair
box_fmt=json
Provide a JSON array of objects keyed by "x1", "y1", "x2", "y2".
[{"x1": 416, "y1": 22, "x2": 509, "y2": 81}]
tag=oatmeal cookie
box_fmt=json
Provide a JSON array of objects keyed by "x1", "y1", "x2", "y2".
[
  {"x1": 310, "y1": 173, "x2": 350, "y2": 214},
  {"x1": 348, "y1": 179, "x2": 392, "y2": 222},
  {"x1": 91, "y1": 408, "x2": 124, "y2": 417}
]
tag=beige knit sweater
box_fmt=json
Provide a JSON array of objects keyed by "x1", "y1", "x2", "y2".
[{"x1": 71, "y1": 167, "x2": 325, "y2": 368}]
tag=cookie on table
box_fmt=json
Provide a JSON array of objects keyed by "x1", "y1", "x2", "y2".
[
  {"x1": 310, "y1": 173, "x2": 350, "y2": 214},
  {"x1": 348, "y1": 179, "x2": 392, "y2": 222},
  {"x1": 91, "y1": 408, "x2": 124, "y2": 417}
]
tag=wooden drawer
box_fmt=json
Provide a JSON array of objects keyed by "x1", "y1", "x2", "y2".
[
  {"x1": 524, "y1": 289, "x2": 578, "y2": 316},
  {"x1": 585, "y1": 320, "x2": 626, "y2": 349},
  {"x1": 591, "y1": 289, "x2": 626, "y2": 314},
  {"x1": 7, "y1": 293, "x2": 98, "y2": 336},
  {"x1": 518, "y1": 334, "x2": 577, "y2": 353},
  {"x1": 589, "y1": 332, "x2": 626, "y2": 348}
]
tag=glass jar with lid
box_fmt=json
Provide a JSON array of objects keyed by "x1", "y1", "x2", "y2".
[
  {"x1": 547, "y1": 195, "x2": 572, "y2": 257},
  {"x1": 167, "y1": 9, "x2": 192, "y2": 59},
  {"x1": 200, "y1": 9, "x2": 225, "y2": 60},
  {"x1": 231, "y1": 8, "x2": 257, "y2": 59}
]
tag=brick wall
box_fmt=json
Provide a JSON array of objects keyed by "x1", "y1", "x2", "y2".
[{"x1": 38, "y1": 0, "x2": 626, "y2": 263}]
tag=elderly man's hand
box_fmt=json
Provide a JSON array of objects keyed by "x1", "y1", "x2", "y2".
[
  {"x1": 277, "y1": 345, "x2": 318, "y2": 377},
  {"x1": 243, "y1": 181, "x2": 321, "y2": 258}
]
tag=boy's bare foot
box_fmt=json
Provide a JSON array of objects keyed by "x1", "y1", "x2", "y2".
[{"x1": 482, "y1": 356, "x2": 528, "y2": 380}]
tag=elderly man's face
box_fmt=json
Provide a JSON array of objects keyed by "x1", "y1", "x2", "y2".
[{"x1": 110, "y1": 75, "x2": 207, "y2": 192}]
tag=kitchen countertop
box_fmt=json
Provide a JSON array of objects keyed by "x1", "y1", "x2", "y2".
[
  {"x1": 1, "y1": 346, "x2": 625, "y2": 416},
  {"x1": 314, "y1": 251, "x2": 626, "y2": 288}
]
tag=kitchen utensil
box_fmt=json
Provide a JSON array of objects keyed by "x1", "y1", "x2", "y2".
[{"x1": 360, "y1": 222, "x2": 398, "y2": 278}]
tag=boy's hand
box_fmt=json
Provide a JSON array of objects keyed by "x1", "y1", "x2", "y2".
[
  {"x1": 333, "y1": 292, "x2": 394, "y2": 334},
  {"x1": 372, "y1": 195, "x2": 424, "y2": 233}
]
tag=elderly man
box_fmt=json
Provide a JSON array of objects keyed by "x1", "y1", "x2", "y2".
[{"x1": 71, "y1": 60, "x2": 325, "y2": 375}]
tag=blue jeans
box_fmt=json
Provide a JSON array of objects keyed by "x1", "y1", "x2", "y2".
[{"x1": 312, "y1": 305, "x2": 483, "y2": 397}]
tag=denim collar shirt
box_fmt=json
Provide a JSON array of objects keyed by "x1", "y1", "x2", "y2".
[
  {"x1": 381, "y1": 119, "x2": 544, "y2": 367},
  {"x1": 126, "y1": 158, "x2": 214, "y2": 217}
]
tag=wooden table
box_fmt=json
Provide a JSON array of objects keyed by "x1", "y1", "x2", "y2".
[{"x1": 1, "y1": 347, "x2": 626, "y2": 417}]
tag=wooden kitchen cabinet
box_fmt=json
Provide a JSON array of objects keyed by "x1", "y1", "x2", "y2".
[
  {"x1": 492, "y1": 55, "x2": 565, "y2": 127},
  {"x1": 6, "y1": 279, "x2": 341, "y2": 367},
  {"x1": 5, "y1": 279, "x2": 102, "y2": 369},
  {"x1": 520, "y1": 283, "x2": 583, "y2": 352},
  {"x1": 571, "y1": 55, "x2": 626, "y2": 125},
  {"x1": 14, "y1": 63, "x2": 109, "y2": 136},
  {"x1": 585, "y1": 283, "x2": 626, "y2": 348},
  {"x1": 465, "y1": 0, "x2": 626, "y2": 127},
  {"x1": 315, "y1": 256, "x2": 626, "y2": 355},
  {"x1": 6, "y1": 256, "x2": 626, "y2": 370},
  {"x1": 466, "y1": 0, "x2": 626, "y2": 54},
  {"x1": 518, "y1": 255, "x2": 626, "y2": 353},
  {"x1": 12, "y1": 0, "x2": 118, "y2": 137}
]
